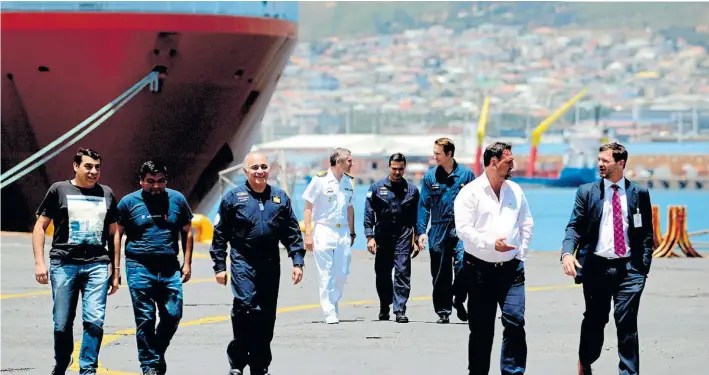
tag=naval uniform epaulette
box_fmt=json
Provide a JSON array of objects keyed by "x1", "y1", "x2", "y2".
[{"x1": 316, "y1": 171, "x2": 328, "y2": 177}]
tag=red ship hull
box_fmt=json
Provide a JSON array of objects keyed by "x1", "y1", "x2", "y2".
[{"x1": 1, "y1": 12, "x2": 297, "y2": 231}]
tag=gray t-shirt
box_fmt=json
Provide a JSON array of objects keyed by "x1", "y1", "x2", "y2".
[{"x1": 36, "y1": 180, "x2": 118, "y2": 263}]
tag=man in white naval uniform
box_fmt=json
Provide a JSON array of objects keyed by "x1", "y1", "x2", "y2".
[{"x1": 302, "y1": 148, "x2": 356, "y2": 324}]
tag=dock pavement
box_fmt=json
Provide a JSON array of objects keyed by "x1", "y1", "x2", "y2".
[{"x1": 2, "y1": 231, "x2": 708, "y2": 374}]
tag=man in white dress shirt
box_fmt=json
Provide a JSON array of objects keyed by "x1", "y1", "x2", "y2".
[
  {"x1": 454, "y1": 142, "x2": 534, "y2": 375},
  {"x1": 302, "y1": 148, "x2": 356, "y2": 324}
]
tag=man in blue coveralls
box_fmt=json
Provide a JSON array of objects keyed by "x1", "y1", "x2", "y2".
[
  {"x1": 210, "y1": 151, "x2": 305, "y2": 375},
  {"x1": 114, "y1": 160, "x2": 194, "y2": 375},
  {"x1": 364, "y1": 153, "x2": 421, "y2": 323},
  {"x1": 417, "y1": 138, "x2": 475, "y2": 323}
]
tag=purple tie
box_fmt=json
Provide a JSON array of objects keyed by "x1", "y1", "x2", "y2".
[{"x1": 611, "y1": 184, "x2": 626, "y2": 256}]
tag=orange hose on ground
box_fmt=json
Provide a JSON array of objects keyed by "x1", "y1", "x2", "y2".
[
  {"x1": 653, "y1": 206, "x2": 680, "y2": 258},
  {"x1": 651, "y1": 205, "x2": 661, "y2": 250},
  {"x1": 676, "y1": 206, "x2": 702, "y2": 258}
]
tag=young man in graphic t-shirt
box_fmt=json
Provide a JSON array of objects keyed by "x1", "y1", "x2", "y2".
[
  {"x1": 32, "y1": 148, "x2": 119, "y2": 375},
  {"x1": 113, "y1": 161, "x2": 194, "y2": 375}
]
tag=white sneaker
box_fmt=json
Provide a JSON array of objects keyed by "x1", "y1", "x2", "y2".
[{"x1": 324, "y1": 315, "x2": 339, "y2": 324}]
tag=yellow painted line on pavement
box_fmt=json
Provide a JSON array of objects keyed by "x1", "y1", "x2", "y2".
[
  {"x1": 68, "y1": 283, "x2": 579, "y2": 375},
  {"x1": 0, "y1": 290, "x2": 52, "y2": 299}
]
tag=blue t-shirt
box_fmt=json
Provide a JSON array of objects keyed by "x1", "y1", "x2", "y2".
[{"x1": 117, "y1": 188, "x2": 193, "y2": 258}]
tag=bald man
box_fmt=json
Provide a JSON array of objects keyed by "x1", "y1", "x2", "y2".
[{"x1": 210, "y1": 152, "x2": 306, "y2": 375}]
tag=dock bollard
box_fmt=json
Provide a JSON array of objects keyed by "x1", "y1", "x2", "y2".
[
  {"x1": 652, "y1": 206, "x2": 701, "y2": 258},
  {"x1": 191, "y1": 214, "x2": 214, "y2": 244}
]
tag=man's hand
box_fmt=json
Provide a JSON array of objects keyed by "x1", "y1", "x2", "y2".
[
  {"x1": 417, "y1": 234, "x2": 427, "y2": 250},
  {"x1": 181, "y1": 263, "x2": 192, "y2": 283},
  {"x1": 495, "y1": 237, "x2": 516, "y2": 252},
  {"x1": 292, "y1": 266, "x2": 303, "y2": 285},
  {"x1": 304, "y1": 233, "x2": 313, "y2": 251},
  {"x1": 562, "y1": 254, "x2": 582, "y2": 277},
  {"x1": 412, "y1": 243, "x2": 421, "y2": 259},
  {"x1": 108, "y1": 272, "x2": 120, "y2": 296},
  {"x1": 367, "y1": 237, "x2": 377, "y2": 254},
  {"x1": 35, "y1": 262, "x2": 48, "y2": 285},
  {"x1": 215, "y1": 271, "x2": 227, "y2": 286}
]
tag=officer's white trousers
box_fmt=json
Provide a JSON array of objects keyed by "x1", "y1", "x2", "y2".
[{"x1": 312, "y1": 224, "x2": 352, "y2": 319}]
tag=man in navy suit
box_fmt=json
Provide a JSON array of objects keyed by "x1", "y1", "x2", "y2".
[{"x1": 561, "y1": 142, "x2": 654, "y2": 375}]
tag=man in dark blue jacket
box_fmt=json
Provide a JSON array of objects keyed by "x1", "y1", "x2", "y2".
[
  {"x1": 363, "y1": 153, "x2": 420, "y2": 323},
  {"x1": 210, "y1": 151, "x2": 305, "y2": 375},
  {"x1": 417, "y1": 138, "x2": 475, "y2": 323},
  {"x1": 561, "y1": 142, "x2": 654, "y2": 375}
]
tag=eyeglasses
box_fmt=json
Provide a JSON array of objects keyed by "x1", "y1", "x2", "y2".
[
  {"x1": 145, "y1": 178, "x2": 167, "y2": 184},
  {"x1": 249, "y1": 164, "x2": 269, "y2": 171}
]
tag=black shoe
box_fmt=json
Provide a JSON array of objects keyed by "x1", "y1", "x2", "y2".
[
  {"x1": 437, "y1": 314, "x2": 450, "y2": 324},
  {"x1": 250, "y1": 368, "x2": 270, "y2": 375},
  {"x1": 395, "y1": 313, "x2": 409, "y2": 323},
  {"x1": 143, "y1": 370, "x2": 159, "y2": 375},
  {"x1": 378, "y1": 306, "x2": 390, "y2": 320},
  {"x1": 51, "y1": 356, "x2": 72, "y2": 375},
  {"x1": 229, "y1": 370, "x2": 243, "y2": 375},
  {"x1": 454, "y1": 302, "x2": 468, "y2": 322}
]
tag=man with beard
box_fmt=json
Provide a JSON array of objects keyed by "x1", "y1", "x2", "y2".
[
  {"x1": 453, "y1": 142, "x2": 534, "y2": 375},
  {"x1": 302, "y1": 147, "x2": 356, "y2": 324},
  {"x1": 417, "y1": 138, "x2": 475, "y2": 323},
  {"x1": 561, "y1": 142, "x2": 654, "y2": 375},
  {"x1": 114, "y1": 160, "x2": 194, "y2": 375},
  {"x1": 32, "y1": 148, "x2": 119, "y2": 375},
  {"x1": 210, "y1": 151, "x2": 305, "y2": 375},
  {"x1": 363, "y1": 153, "x2": 421, "y2": 323}
]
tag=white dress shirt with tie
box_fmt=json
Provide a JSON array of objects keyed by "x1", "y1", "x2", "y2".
[
  {"x1": 453, "y1": 172, "x2": 534, "y2": 263},
  {"x1": 595, "y1": 178, "x2": 631, "y2": 258}
]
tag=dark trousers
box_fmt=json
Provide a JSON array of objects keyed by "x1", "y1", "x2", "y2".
[
  {"x1": 228, "y1": 261, "x2": 280, "y2": 374},
  {"x1": 465, "y1": 253, "x2": 527, "y2": 375},
  {"x1": 374, "y1": 237, "x2": 412, "y2": 314},
  {"x1": 125, "y1": 258, "x2": 184, "y2": 374},
  {"x1": 430, "y1": 236, "x2": 466, "y2": 315},
  {"x1": 579, "y1": 255, "x2": 646, "y2": 375}
]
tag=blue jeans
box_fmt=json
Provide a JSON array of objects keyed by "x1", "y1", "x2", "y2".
[
  {"x1": 125, "y1": 258, "x2": 183, "y2": 374},
  {"x1": 49, "y1": 259, "x2": 110, "y2": 375}
]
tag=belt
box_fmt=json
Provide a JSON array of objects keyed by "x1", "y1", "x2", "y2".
[
  {"x1": 591, "y1": 254, "x2": 630, "y2": 263},
  {"x1": 315, "y1": 222, "x2": 347, "y2": 229},
  {"x1": 464, "y1": 252, "x2": 518, "y2": 268}
]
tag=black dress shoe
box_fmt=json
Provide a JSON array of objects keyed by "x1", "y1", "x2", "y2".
[
  {"x1": 229, "y1": 370, "x2": 243, "y2": 375},
  {"x1": 437, "y1": 314, "x2": 450, "y2": 324},
  {"x1": 395, "y1": 313, "x2": 409, "y2": 323},
  {"x1": 378, "y1": 306, "x2": 390, "y2": 320},
  {"x1": 454, "y1": 302, "x2": 468, "y2": 322}
]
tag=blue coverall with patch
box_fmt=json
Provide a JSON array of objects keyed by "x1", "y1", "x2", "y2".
[
  {"x1": 363, "y1": 177, "x2": 420, "y2": 315},
  {"x1": 416, "y1": 161, "x2": 475, "y2": 316},
  {"x1": 210, "y1": 183, "x2": 305, "y2": 374}
]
